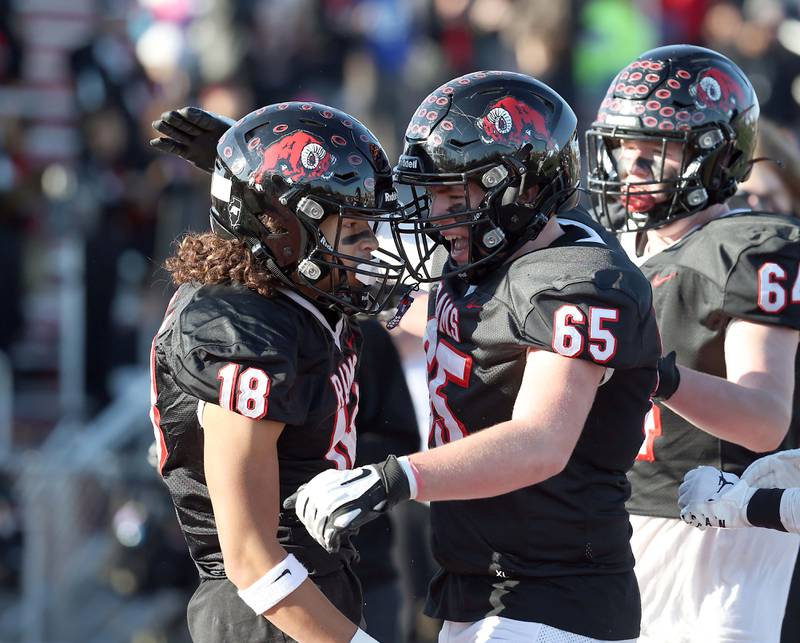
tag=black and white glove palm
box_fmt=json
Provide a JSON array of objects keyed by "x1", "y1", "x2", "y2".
[
  {"x1": 678, "y1": 465, "x2": 756, "y2": 530},
  {"x1": 150, "y1": 106, "x2": 235, "y2": 173},
  {"x1": 284, "y1": 455, "x2": 411, "y2": 553}
]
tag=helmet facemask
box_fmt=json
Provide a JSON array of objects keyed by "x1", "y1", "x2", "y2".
[
  {"x1": 294, "y1": 194, "x2": 406, "y2": 315},
  {"x1": 586, "y1": 123, "x2": 740, "y2": 232},
  {"x1": 393, "y1": 148, "x2": 576, "y2": 283}
]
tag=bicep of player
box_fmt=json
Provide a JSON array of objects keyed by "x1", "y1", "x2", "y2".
[
  {"x1": 723, "y1": 319, "x2": 798, "y2": 428},
  {"x1": 409, "y1": 349, "x2": 604, "y2": 502},
  {"x1": 202, "y1": 403, "x2": 287, "y2": 585},
  {"x1": 666, "y1": 321, "x2": 797, "y2": 451},
  {"x1": 512, "y1": 348, "x2": 606, "y2": 466}
]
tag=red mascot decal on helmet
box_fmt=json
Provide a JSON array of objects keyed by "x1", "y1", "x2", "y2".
[
  {"x1": 477, "y1": 96, "x2": 552, "y2": 147},
  {"x1": 253, "y1": 131, "x2": 335, "y2": 184},
  {"x1": 690, "y1": 68, "x2": 746, "y2": 117}
]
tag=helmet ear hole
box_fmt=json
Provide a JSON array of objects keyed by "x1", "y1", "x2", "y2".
[{"x1": 209, "y1": 207, "x2": 237, "y2": 240}]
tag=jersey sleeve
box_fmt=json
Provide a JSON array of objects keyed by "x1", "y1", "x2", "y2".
[
  {"x1": 722, "y1": 236, "x2": 800, "y2": 330},
  {"x1": 519, "y1": 281, "x2": 661, "y2": 370},
  {"x1": 171, "y1": 298, "x2": 308, "y2": 425}
]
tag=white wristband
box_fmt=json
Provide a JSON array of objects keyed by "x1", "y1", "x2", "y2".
[
  {"x1": 351, "y1": 627, "x2": 379, "y2": 642},
  {"x1": 236, "y1": 553, "x2": 309, "y2": 614},
  {"x1": 397, "y1": 455, "x2": 419, "y2": 500}
]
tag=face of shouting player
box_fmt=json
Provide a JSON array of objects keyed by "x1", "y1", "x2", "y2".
[
  {"x1": 612, "y1": 139, "x2": 683, "y2": 213},
  {"x1": 427, "y1": 182, "x2": 487, "y2": 266}
]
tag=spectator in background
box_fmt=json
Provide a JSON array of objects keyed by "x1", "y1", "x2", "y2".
[{"x1": 732, "y1": 118, "x2": 800, "y2": 217}]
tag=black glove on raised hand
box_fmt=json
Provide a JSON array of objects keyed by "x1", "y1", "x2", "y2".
[
  {"x1": 283, "y1": 455, "x2": 412, "y2": 553},
  {"x1": 150, "y1": 106, "x2": 235, "y2": 173},
  {"x1": 654, "y1": 350, "x2": 681, "y2": 401}
]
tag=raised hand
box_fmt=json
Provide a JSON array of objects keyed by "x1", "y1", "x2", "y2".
[{"x1": 150, "y1": 106, "x2": 235, "y2": 173}]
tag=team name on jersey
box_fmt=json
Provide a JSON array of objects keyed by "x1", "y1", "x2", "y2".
[
  {"x1": 434, "y1": 290, "x2": 461, "y2": 343},
  {"x1": 330, "y1": 352, "x2": 358, "y2": 408}
]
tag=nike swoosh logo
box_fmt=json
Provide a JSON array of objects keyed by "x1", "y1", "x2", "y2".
[
  {"x1": 342, "y1": 468, "x2": 372, "y2": 486},
  {"x1": 272, "y1": 569, "x2": 292, "y2": 583},
  {"x1": 465, "y1": 302, "x2": 482, "y2": 309},
  {"x1": 651, "y1": 272, "x2": 677, "y2": 288}
]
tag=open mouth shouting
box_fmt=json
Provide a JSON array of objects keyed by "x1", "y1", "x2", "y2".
[{"x1": 441, "y1": 227, "x2": 470, "y2": 265}]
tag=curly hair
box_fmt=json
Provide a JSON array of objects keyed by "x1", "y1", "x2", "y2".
[{"x1": 165, "y1": 230, "x2": 279, "y2": 298}]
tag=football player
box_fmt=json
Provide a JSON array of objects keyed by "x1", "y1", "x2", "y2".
[
  {"x1": 149, "y1": 102, "x2": 404, "y2": 642},
  {"x1": 586, "y1": 44, "x2": 800, "y2": 642},
  {"x1": 285, "y1": 71, "x2": 661, "y2": 642}
]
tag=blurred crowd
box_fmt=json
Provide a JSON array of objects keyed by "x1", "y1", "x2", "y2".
[{"x1": 1, "y1": 0, "x2": 800, "y2": 641}]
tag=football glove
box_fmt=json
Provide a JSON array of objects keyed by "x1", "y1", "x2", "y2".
[
  {"x1": 678, "y1": 465, "x2": 756, "y2": 530},
  {"x1": 283, "y1": 455, "x2": 411, "y2": 553},
  {"x1": 653, "y1": 350, "x2": 680, "y2": 401},
  {"x1": 150, "y1": 106, "x2": 235, "y2": 173}
]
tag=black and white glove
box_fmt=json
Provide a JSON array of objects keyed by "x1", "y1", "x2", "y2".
[
  {"x1": 678, "y1": 465, "x2": 756, "y2": 530},
  {"x1": 653, "y1": 350, "x2": 680, "y2": 401},
  {"x1": 150, "y1": 106, "x2": 235, "y2": 173},
  {"x1": 283, "y1": 455, "x2": 413, "y2": 553}
]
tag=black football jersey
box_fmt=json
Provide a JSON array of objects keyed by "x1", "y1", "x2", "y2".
[
  {"x1": 149, "y1": 282, "x2": 362, "y2": 580},
  {"x1": 423, "y1": 210, "x2": 660, "y2": 638},
  {"x1": 628, "y1": 211, "x2": 800, "y2": 518}
]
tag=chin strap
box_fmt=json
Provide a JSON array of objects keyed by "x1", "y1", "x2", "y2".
[{"x1": 384, "y1": 283, "x2": 419, "y2": 330}]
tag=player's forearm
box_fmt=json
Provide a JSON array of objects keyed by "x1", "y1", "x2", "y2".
[
  {"x1": 409, "y1": 418, "x2": 570, "y2": 502},
  {"x1": 223, "y1": 531, "x2": 358, "y2": 641},
  {"x1": 666, "y1": 365, "x2": 791, "y2": 452},
  {"x1": 225, "y1": 539, "x2": 358, "y2": 642},
  {"x1": 264, "y1": 578, "x2": 359, "y2": 642}
]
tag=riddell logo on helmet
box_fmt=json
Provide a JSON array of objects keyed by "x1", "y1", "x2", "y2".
[
  {"x1": 690, "y1": 68, "x2": 746, "y2": 116},
  {"x1": 252, "y1": 131, "x2": 335, "y2": 184},
  {"x1": 477, "y1": 96, "x2": 551, "y2": 147},
  {"x1": 398, "y1": 156, "x2": 420, "y2": 171}
]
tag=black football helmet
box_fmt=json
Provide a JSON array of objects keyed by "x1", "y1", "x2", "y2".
[
  {"x1": 392, "y1": 70, "x2": 580, "y2": 283},
  {"x1": 209, "y1": 102, "x2": 404, "y2": 315},
  {"x1": 586, "y1": 44, "x2": 759, "y2": 232}
]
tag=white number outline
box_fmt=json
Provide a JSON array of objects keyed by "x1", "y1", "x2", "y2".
[
  {"x1": 757, "y1": 261, "x2": 800, "y2": 313},
  {"x1": 325, "y1": 354, "x2": 359, "y2": 471},
  {"x1": 552, "y1": 305, "x2": 619, "y2": 364},
  {"x1": 217, "y1": 363, "x2": 272, "y2": 420},
  {"x1": 424, "y1": 319, "x2": 473, "y2": 448}
]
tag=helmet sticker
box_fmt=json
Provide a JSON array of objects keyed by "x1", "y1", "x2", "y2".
[
  {"x1": 476, "y1": 95, "x2": 551, "y2": 147},
  {"x1": 689, "y1": 68, "x2": 746, "y2": 116},
  {"x1": 252, "y1": 131, "x2": 335, "y2": 184}
]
